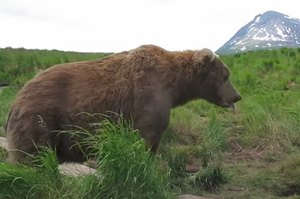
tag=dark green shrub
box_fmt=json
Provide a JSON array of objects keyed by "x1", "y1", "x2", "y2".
[{"x1": 262, "y1": 60, "x2": 274, "y2": 72}]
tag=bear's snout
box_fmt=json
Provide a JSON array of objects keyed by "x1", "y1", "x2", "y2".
[{"x1": 234, "y1": 94, "x2": 242, "y2": 103}]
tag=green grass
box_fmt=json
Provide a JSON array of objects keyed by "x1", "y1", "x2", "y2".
[
  {"x1": 2, "y1": 47, "x2": 300, "y2": 198},
  {"x1": 0, "y1": 86, "x2": 18, "y2": 136},
  {"x1": 0, "y1": 148, "x2": 62, "y2": 199},
  {"x1": 0, "y1": 47, "x2": 111, "y2": 84}
]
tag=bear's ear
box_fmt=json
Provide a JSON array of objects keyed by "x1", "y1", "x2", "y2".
[{"x1": 193, "y1": 48, "x2": 216, "y2": 69}]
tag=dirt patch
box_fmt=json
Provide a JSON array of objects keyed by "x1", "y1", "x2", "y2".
[
  {"x1": 226, "y1": 136, "x2": 265, "y2": 162},
  {"x1": 228, "y1": 149, "x2": 265, "y2": 162}
]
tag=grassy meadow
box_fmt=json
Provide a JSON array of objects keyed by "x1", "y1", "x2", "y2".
[{"x1": 1, "y1": 47, "x2": 300, "y2": 198}]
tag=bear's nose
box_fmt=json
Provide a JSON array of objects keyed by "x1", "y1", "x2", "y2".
[{"x1": 234, "y1": 94, "x2": 242, "y2": 102}]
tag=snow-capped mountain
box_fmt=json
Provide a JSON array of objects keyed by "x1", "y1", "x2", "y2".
[{"x1": 216, "y1": 11, "x2": 300, "y2": 54}]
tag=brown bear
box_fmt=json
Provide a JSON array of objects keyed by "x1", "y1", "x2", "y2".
[{"x1": 5, "y1": 44, "x2": 241, "y2": 165}]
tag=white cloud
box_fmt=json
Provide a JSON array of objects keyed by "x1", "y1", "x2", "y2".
[{"x1": 1, "y1": 0, "x2": 300, "y2": 53}]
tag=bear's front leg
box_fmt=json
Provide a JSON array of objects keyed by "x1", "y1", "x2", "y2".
[
  {"x1": 133, "y1": 106, "x2": 171, "y2": 153},
  {"x1": 139, "y1": 130, "x2": 164, "y2": 153}
]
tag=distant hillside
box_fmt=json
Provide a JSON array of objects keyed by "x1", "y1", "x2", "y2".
[
  {"x1": 0, "y1": 47, "x2": 111, "y2": 85},
  {"x1": 216, "y1": 11, "x2": 300, "y2": 54}
]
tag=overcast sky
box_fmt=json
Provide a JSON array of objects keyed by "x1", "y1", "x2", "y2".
[{"x1": 1, "y1": 0, "x2": 300, "y2": 53}]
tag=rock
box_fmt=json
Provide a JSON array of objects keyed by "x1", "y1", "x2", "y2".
[
  {"x1": 185, "y1": 164, "x2": 200, "y2": 173},
  {"x1": 59, "y1": 162, "x2": 96, "y2": 176},
  {"x1": 0, "y1": 82, "x2": 10, "y2": 87},
  {"x1": 0, "y1": 137, "x2": 8, "y2": 150},
  {"x1": 179, "y1": 194, "x2": 214, "y2": 199}
]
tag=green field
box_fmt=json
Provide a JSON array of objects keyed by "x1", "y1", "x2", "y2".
[{"x1": 1, "y1": 47, "x2": 300, "y2": 198}]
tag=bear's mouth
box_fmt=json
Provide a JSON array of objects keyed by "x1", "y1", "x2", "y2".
[
  {"x1": 218, "y1": 102, "x2": 238, "y2": 113},
  {"x1": 216, "y1": 97, "x2": 234, "y2": 108},
  {"x1": 219, "y1": 101, "x2": 233, "y2": 108},
  {"x1": 217, "y1": 95, "x2": 242, "y2": 108}
]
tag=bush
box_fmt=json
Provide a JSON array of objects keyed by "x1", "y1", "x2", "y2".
[{"x1": 86, "y1": 117, "x2": 172, "y2": 199}]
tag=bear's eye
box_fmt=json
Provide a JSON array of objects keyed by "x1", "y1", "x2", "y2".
[{"x1": 224, "y1": 76, "x2": 229, "y2": 81}]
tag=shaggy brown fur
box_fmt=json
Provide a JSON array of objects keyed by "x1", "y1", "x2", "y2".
[{"x1": 5, "y1": 44, "x2": 241, "y2": 165}]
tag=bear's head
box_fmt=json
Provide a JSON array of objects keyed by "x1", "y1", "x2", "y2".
[{"x1": 192, "y1": 49, "x2": 241, "y2": 108}]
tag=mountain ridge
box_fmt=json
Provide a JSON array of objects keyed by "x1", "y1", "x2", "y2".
[{"x1": 216, "y1": 10, "x2": 300, "y2": 54}]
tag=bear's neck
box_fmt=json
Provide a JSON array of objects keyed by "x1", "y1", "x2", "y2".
[
  {"x1": 167, "y1": 51, "x2": 203, "y2": 107},
  {"x1": 171, "y1": 81, "x2": 200, "y2": 107}
]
